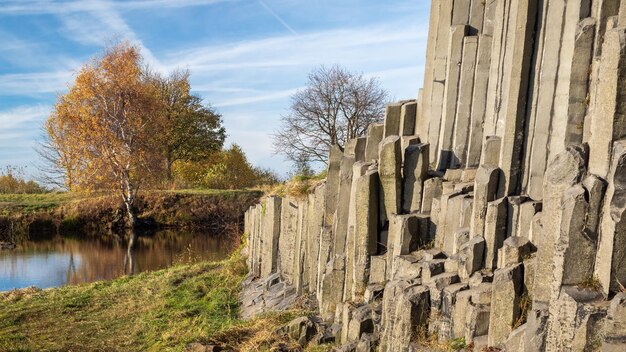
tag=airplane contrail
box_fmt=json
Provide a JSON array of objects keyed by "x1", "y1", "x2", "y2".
[{"x1": 258, "y1": 0, "x2": 297, "y2": 35}]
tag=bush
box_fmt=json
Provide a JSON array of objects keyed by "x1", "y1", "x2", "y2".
[
  {"x1": 0, "y1": 166, "x2": 47, "y2": 194},
  {"x1": 172, "y1": 144, "x2": 281, "y2": 190}
]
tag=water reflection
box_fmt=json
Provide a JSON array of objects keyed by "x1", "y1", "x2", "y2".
[
  {"x1": 124, "y1": 230, "x2": 138, "y2": 276},
  {"x1": 0, "y1": 230, "x2": 233, "y2": 291}
]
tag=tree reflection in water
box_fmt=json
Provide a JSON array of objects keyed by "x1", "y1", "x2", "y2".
[
  {"x1": 0, "y1": 230, "x2": 234, "y2": 291},
  {"x1": 124, "y1": 230, "x2": 138, "y2": 276}
]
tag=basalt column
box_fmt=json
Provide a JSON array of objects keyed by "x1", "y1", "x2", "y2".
[{"x1": 241, "y1": 0, "x2": 626, "y2": 350}]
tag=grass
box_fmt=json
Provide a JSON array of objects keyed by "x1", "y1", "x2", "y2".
[
  {"x1": 447, "y1": 337, "x2": 467, "y2": 351},
  {"x1": 579, "y1": 275, "x2": 603, "y2": 292},
  {"x1": 0, "y1": 250, "x2": 251, "y2": 352},
  {"x1": 0, "y1": 244, "x2": 317, "y2": 352},
  {"x1": 261, "y1": 172, "x2": 327, "y2": 199},
  {"x1": 0, "y1": 189, "x2": 263, "y2": 243},
  {"x1": 0, "y1": 189, "x2": 261, "y2": 215},
  {"x1": 162, "y1": 189, "x2": 259, "y2": 196},
  {"x1": 409, "y1": 323, "x2": 448, "y2": 351},
  {"x1": 512, "y1": 293, "x2": 532, "y2": 330},
  {"x1": 0, "y1": 192, "x2": 85, "y2": 214}
]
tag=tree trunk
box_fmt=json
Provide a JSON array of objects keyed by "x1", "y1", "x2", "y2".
[
  {"x1": 124, "y1": 200, "x2": 137, "y2": 229},
  {"x1": 165, "y1": 157, "x2": 173, "y2": 184},
  {"x1": 122, "y1": 176, "x2": 137, "y2": 229}
]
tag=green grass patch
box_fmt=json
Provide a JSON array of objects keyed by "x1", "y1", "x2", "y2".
[
  {"x1": 0, "y1": 192, "x2": 84, "y2": 214},
  {"x1": 0, "y1": 189, "x2": 262, "y2": 242},
  {"x1": 447, "y1": 337, "x2": 467, "y2": 351},
  {"x1": 0, "y1": 245, "x2": 322, "y2": 352},
  {"x1": 0, "y1": 189, "x2": 261, "y2": 215},
  {"x1": 0, "y1": 251, "x2": 250, "y2": 352}
]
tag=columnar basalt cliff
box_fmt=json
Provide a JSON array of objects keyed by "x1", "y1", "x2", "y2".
[{"x1": 243, "y1": 0, "x2": 626, "y2": 350}]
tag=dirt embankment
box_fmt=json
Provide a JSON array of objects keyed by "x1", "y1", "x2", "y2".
[{"x1": 0, "y1": 190, "x2": 262, "y2": 243}]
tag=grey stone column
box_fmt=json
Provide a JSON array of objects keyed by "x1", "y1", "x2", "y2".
[
  {"x1": 470, "y1": 165, "x2": 500, "y2": 238},
  {"x1": 533, "y1": 146, "x2": 586, "y2": 304},
  {"x1": 402, "y1": 143, "x2": 429, "y2": 214},
  {"x1": 428, "y1": 0, "x2": 455, "y2": 163},
  {"x1": 279, "y1": 197, "x2": 299, "y2": 284},
  {"x1": 364, "y1": 123, "x2": 385, "y2": 162},
  {"x1": 324, "y1": 145, "x2": 343, "y2": 226},
  {"x1": 437, "y1": 24, "x2": 468, "y2": 169},
  {"x1": 378, "y1": 136, "x2": 402, "y2": 224},
  {"x1": 261, "y1": 196, "x2": 282, "y2": 277},
  {"x1": 594, "y1": 139, "x2": 626, "y2": 294},
  {"x1": 588, "y1": 27, "x2": 626, "y2": 178}
]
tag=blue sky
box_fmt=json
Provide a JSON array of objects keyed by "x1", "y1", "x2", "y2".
[{"x1": 0, "y1": 0, "x2": 431, "y2": 178}]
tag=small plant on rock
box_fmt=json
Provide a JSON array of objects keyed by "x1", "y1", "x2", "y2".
[
  {"x1": 448, "y1": 337, "x2": 467, "y2": 351},
  {"x1": 512, "y1": 293, "x2": 532, "y2": 329},
  {"x1": 579, "y1": 275, "x2": 602, "y2": 291}
]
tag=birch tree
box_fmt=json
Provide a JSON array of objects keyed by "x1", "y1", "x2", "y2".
[{"x1": 45, "y1": 42, "x2": 164, "y2": 228}]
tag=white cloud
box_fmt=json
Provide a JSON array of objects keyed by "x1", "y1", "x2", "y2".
[
  {"x1": 214, "y1": 87, "x2": 301, "y2": 108},
  {"x1": 0, "y1": 132, "x2": 26, "y2": 141},
  {"x1": 52, "y1": 0, "x2": 166, "y2": 71},
  {"x1": 0, "y1": 71, "x2": 73, "y2": 95},
  {"x1": 162, "y1": 19, "x2": 427, "y2": 115},
  {"x1": 0, "y1": 0, "x2": 237, "y2": 15},
  {"x1": 0, "y1": 105, "x2": 49, "y2": 129},
  {"x1": 164, "y1": 22, "x2": 426, "y2": 72},
  {"x1": 0, "y1": 105, "x2": 49, "y2": 170},
  {"x1": 157, "y1": 18, "x2": 427, "y2": 173}
]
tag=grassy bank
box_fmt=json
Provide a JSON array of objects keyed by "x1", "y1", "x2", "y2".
[
  {"x1": 0, "y1": 255, "x2": 245, "y2": 351},
  {"x1": 0, "y1": 190, "x2": 262, "y2": 242},
  {"x1": 0, "y1": 190, "x2": 259, "y2": 215},
  {"x1": 0, "y1": 193, "x2": 87, "y2": 214},
  {"x1": 0, "y1": 247, "x2": 306, "y2": 352}
]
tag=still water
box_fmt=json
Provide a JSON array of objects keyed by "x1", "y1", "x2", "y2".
[{"x1": 0, "y1": 231, "x2": 233, "y2": 291}]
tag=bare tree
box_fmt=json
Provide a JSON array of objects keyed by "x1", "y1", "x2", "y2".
[
  {"x1": 36, "y1": 129, "x2": 75, "y2": 191},
  {"x1": 273, "y1": 65, "x2": 388, "y2": 165}
]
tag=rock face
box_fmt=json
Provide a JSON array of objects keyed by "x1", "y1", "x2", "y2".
[{"x1": 242, "y1": 1, "x2": 626, "y2": 350}]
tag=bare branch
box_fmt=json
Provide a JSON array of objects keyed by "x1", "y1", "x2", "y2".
[{"x1": 273, "y1": 65, "x2": 387, "y2": 166}]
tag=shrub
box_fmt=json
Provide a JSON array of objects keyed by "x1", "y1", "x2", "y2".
[
  {"x1": 0, "y1": 167, "x2": 47, "y2": 194},
  {"x1": 172, "y1": 145, "x2": 280, "y2": 190}
]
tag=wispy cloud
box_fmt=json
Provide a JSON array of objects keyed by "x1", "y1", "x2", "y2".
[
  {"x1": 0, "y1": 105, "x2": 49, "y2": 168},
  {"x1": 52, "y1": 0, "x2": 165, "y2": 71},
  {"x1": 0, "y1": 105, "x2": 49, "y2": 129},
  {"x1": 0, "y1": 0, "x2": 237, "y2": 15},
  {"x1": 214, "y1": 87, "x2": 301, "y2": 108},
  {"x1": 0, "y1": 72, "x2": 72, "y2": 95},
  {"x1": 160, "y1": 19, "x2": 427, "y2": 112},
  {"x1": 164, "y1": 21, "x2": 426, "y2": 73}
]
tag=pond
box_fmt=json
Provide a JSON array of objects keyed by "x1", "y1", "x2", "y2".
[{"x1": 0, "y1": 230, "x2": 235, "y2": 291}]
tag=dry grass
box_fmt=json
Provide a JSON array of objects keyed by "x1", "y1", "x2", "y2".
[
  {"x1": 260, "y1": 173, "x2": 327, "y2": 200},
  {"x1": 410, "y1": 322, "x2": 448, "y2": 351},
  {"x1": 512, "y1": 293, "x2": 532, "y2": 330},
  {"x1": 209, "y1": 310, "x2": 308, "y2": 351},
  {"x1": 579, "y1": 275, "x2": 603, "y2": 292}
]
